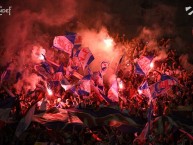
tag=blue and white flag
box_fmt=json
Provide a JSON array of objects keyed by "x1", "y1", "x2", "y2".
[
  {"x1": 149, "y1": 74, "x2": 178, "y2": 98},
  {"x1": 76, "y1": 47, "x2": 94, "y2": 70},
  {"x1": 49, "y1": 63, "x2": 65, "y2": 87},
  {"x1": 52, "y1": 63, "x2": 64, "y2": 81},
  {"x1": 60, "y1": 78, "x2": 72, "y2": 91},
  {"x1": 77, "y1": 75, "x2": 91, "y2": 96},
  {"x1": 53, "y1": 36, "x2": 74, "y2": 54},
  {"x1": 135, "y1": 56, "x2": 153, "y2": 75},
  {"x1": 138, "y1": 81, "x2": 152, "y2": 99},
  {"x1": 65, "y1": 32, "x2": 82, "y2": 46},
  {"x1": 108, "y1": 80, "x2": 119, "y2": 102}
]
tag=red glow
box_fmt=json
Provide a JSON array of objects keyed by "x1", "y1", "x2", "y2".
[{"x1": 104, "y1": 38, "x2": 113, "y2": 47}]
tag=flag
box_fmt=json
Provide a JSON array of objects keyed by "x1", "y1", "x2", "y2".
[
  {"x1": 135, "y1": 56, "x2": 153, "y2": 75},
  {"x1": 147, "y1": 101, "x2": 153, "y2": 135},
  {"x1": 149, "y1": 74, "x2": 178, "y2": 98},
  {"x1": 65, "y1": 32, "x2": 82, "y2": 46},
  {"x1": 138, "y1": 81, "x2": 152, "y2": 99},
  {"x1": 66, "y1": 55, "x2": 81, "y2": 77},
  {"x1": 15, "y1": 103, "x2": 36, "y2": 138},
  {"x1": 60, "y1": 78, "x2": 72, "y2": 91},
  {"x1": 41, "y1": 61, "x2": 51, "y2": 74},
  {"x1": 76, "y1": 47, "x2": 94, "y2": 70},
  {"x1": 77, "y1": 75, "x2": 91, "y2": 96},
  {"x1": 71, "y1": 107, "x2": 139, "y2": 130},
  {"x1": 32, "y1": 108, "x2": 83, "y2": 130},
  {"x1": 0, "y1": 97, "x2": 15, "y2": 122},
  {"x1": 53, "y1": 36, "x2": 73, "y2": 54},
  {"x1": 65, "y1": 32, "x2": 82, "y2": 57},
  {"x1": 52, "y1": 63, "x2": 64, "y2": 82},
  {"x1": 108, "y1": 80, "x2": 119, "y2": 102},
  {"x1": 90, "y1": 71, "x2": 111, "y2": 102}
]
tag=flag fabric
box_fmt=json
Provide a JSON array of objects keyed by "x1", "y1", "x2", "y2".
[
  {"x1": 0, "y1": 97, "x2": 16, "y2": 122},
  {"x1": 52, "y1": 63, "x2": 64, "y2": 82},
  {"x1": 76, "y1": 47, "x2": 94, "y2": 70},
  {"x1": 65, "y1": 32, "x2": 82, "y2": 46},
  {"x1": 116, "y1": 55, "x2": 124, "y2": 75},
  {"x1": 70, "y1": 107, "x2": 139, "y2": 130},
  {"x1": 60, "y1": 78, "x2": 72, "y2": 91},
  {"x1": 135, "y1": 56, "x2": 153, "y2": 75},
  {"x1": 32, "y1": 108, "x2": 83, "y2": 130},
  {"x1": 149, "y1": 74, "x2": 178, "y2": 98},
  {"x1": 41, "y1": 61, "x2": 51, "y2": 74},
  {"x1": 53, "y1": 36, "x2": 74, "y2": 54},
  {"x1": 147, "y1": 101, "x2": 153, "y2": 135},
  {"x1": 77, "y1": 75, "x2": 91, "y2": 96},
  {"x1": 65, "y1": 56, "x2": 81, "y2": 77},
  {"x1": 108, "y1": 80, "x2": 119, "y2": 102},
  {"x1": 91, "y1": 71, "x2": 110, "y2": 102},
  {"x1": 138, "y1": 81, "x2": 152, "y2": 99},
  {"x1": 15, "y1": 103, "x2": 36, "y2": 138},
  {"x1": 91, "y1": 71, "x2": 104, "y2": 92}
]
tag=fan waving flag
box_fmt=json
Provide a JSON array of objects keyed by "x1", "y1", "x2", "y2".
[
  {"x1": 53, "y1": 36, "x2": 73, "y2": 54},
  {"x1": 65, "y1": 32, "x2": 82, "y2": 47},
  {"x1": 77, "y1": 75, "x2": 91, "y2": 96},
  {"x1": 108, "y1": 80, "x2": 119, "y2": 102},
  {"x1": 149, "y1": 74, "x2": 178, "y2": 98},
  {"x1": 76, "y1": 47, "x2": 94, "y2": 70},
  {"x1": 135, "y1": 56, "x2": 153, "y2": 75},
  {"x1": 138, "y1": 81, "x2": 152, "y2": 100}
]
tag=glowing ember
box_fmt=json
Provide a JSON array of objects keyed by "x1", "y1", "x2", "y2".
[
  {"x1": 104, "y1": 38, "x2": 113, "y2": 47},
  {"x1": 38, "y1": 54, "x2": 45, "y2": 61},
  {"x1": 138, "y1": 89, "x2": 142, "y2": 95},
  {"x1": 47, "y1": 87, "x2": 53, "y2": 96},
  {"x1": 150, "y1": 62, "x2": 154, "y2": 69},
  {"x1": 119, "y1": 81, "x2": 124, "y2": 90}
]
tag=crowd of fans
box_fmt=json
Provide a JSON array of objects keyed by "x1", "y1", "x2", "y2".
[{"x1": 0, "y1": 35, "x2": 193, "y2": 145}]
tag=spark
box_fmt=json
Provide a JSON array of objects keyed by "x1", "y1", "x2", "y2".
[
  {"x1": 138, "y1": 89, "x2": 142, "y2": 95},
  {"x1": 104, "y1": 37, "x2": 113, "y2": 47},
  {"x1": 38, "y1": 54, "x2": 45, "y2": 61},
  {"x1": 119, "y1": 81, "x2": 124, "y2": 90},
  {"x1": 150, "y1": 62, "x2": 154, "y2": 69},
  {"x1": 47, "y1": 87, "x2": 53, "y2": 96}
]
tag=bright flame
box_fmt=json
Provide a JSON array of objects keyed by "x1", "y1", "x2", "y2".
[
  {"x1": 138, "y1": 89, "x2": 142, "y2": 95},
  {"x1": 39, "y1": 54, "x2": 44, "y2": 61},
  {"x1": 150, "y1": 62, "x2": 154, "y2": 69},
  {"x1": 104, "y1": 38, "x2": 113, "y2": 47},
  {"x1": 119, "y1": 81, "x2": 124, "y2": 90},
  {"x1": 47, "y1": 87, "x2": 53, "y2": 96}
]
